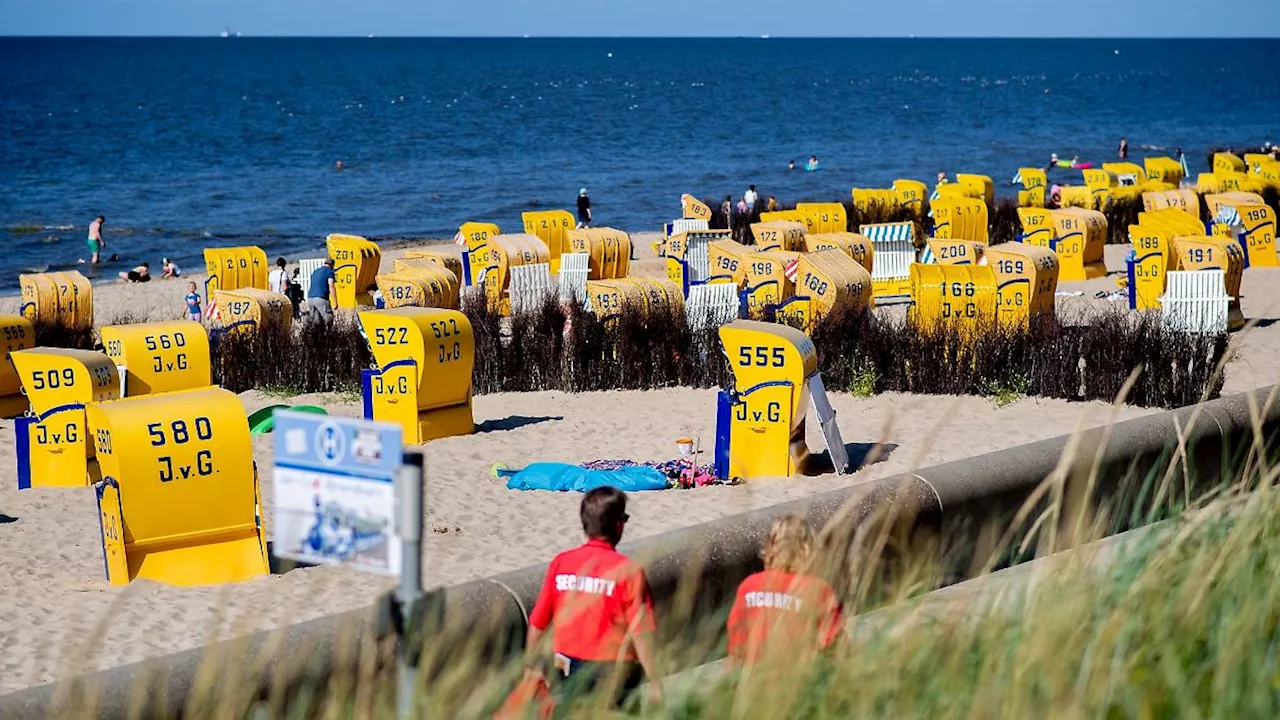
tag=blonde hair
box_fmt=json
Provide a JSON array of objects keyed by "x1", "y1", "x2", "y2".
[{"x1": 762, "y1": 515, "x2": 814, "y2": 574}]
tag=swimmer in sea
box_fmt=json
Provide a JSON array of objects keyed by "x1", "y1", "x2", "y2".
[
  {"x1": 1047, "y1": 154, "x2": 1088, "y2": 170},
  {"x1": 787, "y1": 159, "x2": 795, "y2": 171},
  {"x1": 805, "y1": 156, "x2": 819, "y2": 171},
  {"x1": 119, "y1": 262, "x2": 151, "y2": 283}
]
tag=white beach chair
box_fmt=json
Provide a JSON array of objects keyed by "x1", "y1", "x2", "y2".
[
  {"x1": 509, "y1": 263, "x2": 555, "y2": 316},
  {"x1": 667, "y1": 218, "x2": 709, "y2": 237},
  {"x1": 862, "y1": 222, "x2": 916, "y2": 300},
  {"x1": 683, "y1": 233, "x2": 712, "y2": 285},
  {"x1": 557, "y1": 252, "x2": 590, "y2": 304},
  {"x1": 685, "y1": 282, "x2": 741, "y2": 331},
  {"x1": 1159, "y1": 269, "x2": 1229, "y2": 335},
  {"x1": 297, "y1": 257, "x2": 325, "y2": 296}
]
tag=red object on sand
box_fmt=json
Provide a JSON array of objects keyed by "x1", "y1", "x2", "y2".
[
  {"x1": 494, "y1": 675, "x2": 555, "y2": 720},
  {"x1": 1076, "y1": 162, "x2": 1095, "y2": 169}
]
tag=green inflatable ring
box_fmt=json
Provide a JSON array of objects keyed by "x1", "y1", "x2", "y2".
[{"x1": 248, "y1": 404, "x2": 328, "y2": 435}]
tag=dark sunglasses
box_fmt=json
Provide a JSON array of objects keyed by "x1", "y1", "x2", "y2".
[{"x1": 621, "y1": 513, "x2": 630, "y2": 523}]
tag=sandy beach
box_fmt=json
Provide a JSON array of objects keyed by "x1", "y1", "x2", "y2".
[{"x1": 0, "y1": 232, "x2": 1277, "y2": 694}]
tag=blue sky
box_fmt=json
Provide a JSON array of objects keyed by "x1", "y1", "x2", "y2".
[{"x1": 4, "y1": 0, "x2": 1279, "y2": 37}]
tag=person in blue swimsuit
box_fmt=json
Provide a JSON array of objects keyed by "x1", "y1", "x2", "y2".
[{"x1": 184, "y1": 282, "x2": 202, "y2": 321}]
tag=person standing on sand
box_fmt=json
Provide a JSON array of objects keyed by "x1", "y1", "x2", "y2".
[
  {"x1": 576, "y1": 188, "x2": 592, "y2": 229},
  {"x1": 287, "y1": 267, "x2": 304, "y2": 318},
  {"x1": 1118, "y1": 137, "x2": 1129, "y2": 160},
  {"x1": 744, "y1": 185, "x2": 758, "y2": 212},
  {"x1": 305, "y1": 258, "x2": 336, "y2": 327},
  {"x1": 87, "y1": 215, "x2": 105, "y2": 264},
  {"x1": 726, "y1": 515, "x2": 844, "y2": 669},
  {"x1": 269, "y1": 257, "x2": 290, "y2": 295},
  {"x1": 184, "y1": 281, "x2": 202, "y2": 322},
  {"x1": 524, "y1": 487, "x2": 662, "y2": 711}
]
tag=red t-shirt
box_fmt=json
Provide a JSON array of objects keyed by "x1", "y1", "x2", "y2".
[
  {"x1": 528, "y1": 538, "x2": 656, "y2": 662},
  {"x1": 726, "y1": 569, "x2": 843, "y2": 664}
]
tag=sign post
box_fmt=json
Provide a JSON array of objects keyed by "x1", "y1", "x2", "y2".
[
  {"x1": 272, "y1": 410, "x2": 424, "y2": 717},
  {"x1": 395, "y1": 451, "x2": 424, "y2": 718}
]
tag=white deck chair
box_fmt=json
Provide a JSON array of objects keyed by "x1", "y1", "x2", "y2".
[
  {"x1": 1160, "y1": 269, "x2": 1229, "y2": 334},
  {"x1": 862, "y1": 222, "x2": 915, "y2": 298},
  {"x1": 509, "y1": 263, "x2": 554, "y2": 315},
  {"x1": 297, "y1": 258, "x2": 325, "y2": 296},
  {"x1": 668, "y1": 218, "x2": 709, "y2": 237},
  {"x1": 686, "y1": 283, "x2": 741, "y2": 331},
  {"x1": 557, "y1": 253, "x2": 590, "y2": 304}
]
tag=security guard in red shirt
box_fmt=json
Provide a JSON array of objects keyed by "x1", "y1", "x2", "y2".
[
  {"x1": 525, "y1": 487, "x2": 662, "y2": 710},
  {"x1": 727, "y1": 515, "x2": 843, "y2": 667}
]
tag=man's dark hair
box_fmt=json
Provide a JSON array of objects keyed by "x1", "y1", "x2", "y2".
[
  {"x1": 276, "y1": 257, "x2": 287, "y2": 268},
  {"x1": 580, "y1": 486, "x2": 627, "y2": 538},
  {"x1": 749, "y1": 184, "x2": 756, "y2": 191}
]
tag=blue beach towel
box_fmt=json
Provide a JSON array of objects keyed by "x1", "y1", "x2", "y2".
[{"x1": 504, "y1": 462, "x2": 669, "y2": 493}]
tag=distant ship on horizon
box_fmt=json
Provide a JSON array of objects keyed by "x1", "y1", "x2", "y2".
[{"x1": 220, "y1": 27, "x2": 241, "y2": 38}]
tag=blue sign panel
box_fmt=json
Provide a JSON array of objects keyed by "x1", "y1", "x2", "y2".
[{"x1": 272, "y1": 411, "x2": 404, "y2": 575}]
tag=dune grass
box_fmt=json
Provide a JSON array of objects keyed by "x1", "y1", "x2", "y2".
[
  {"x1": 43, "y1": 481, "x2": 1280, "y2": 720},
  {"x1": 446, "y1": 387, "x2": 1280, "y2": 720},
  {"x1": 202, "y1": 296, "x2": 1225, "y2": 409},
  {"x1": 217, "y1": 387, "x2": 1280, "y2": 719},
  {"x1": 659, "y1": 488, "x2": 1280, "y2": 719}
]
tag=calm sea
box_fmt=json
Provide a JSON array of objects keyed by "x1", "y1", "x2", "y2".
[{"x1": 1, "y1": 37, "x2": 1276, "y2": 288}]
